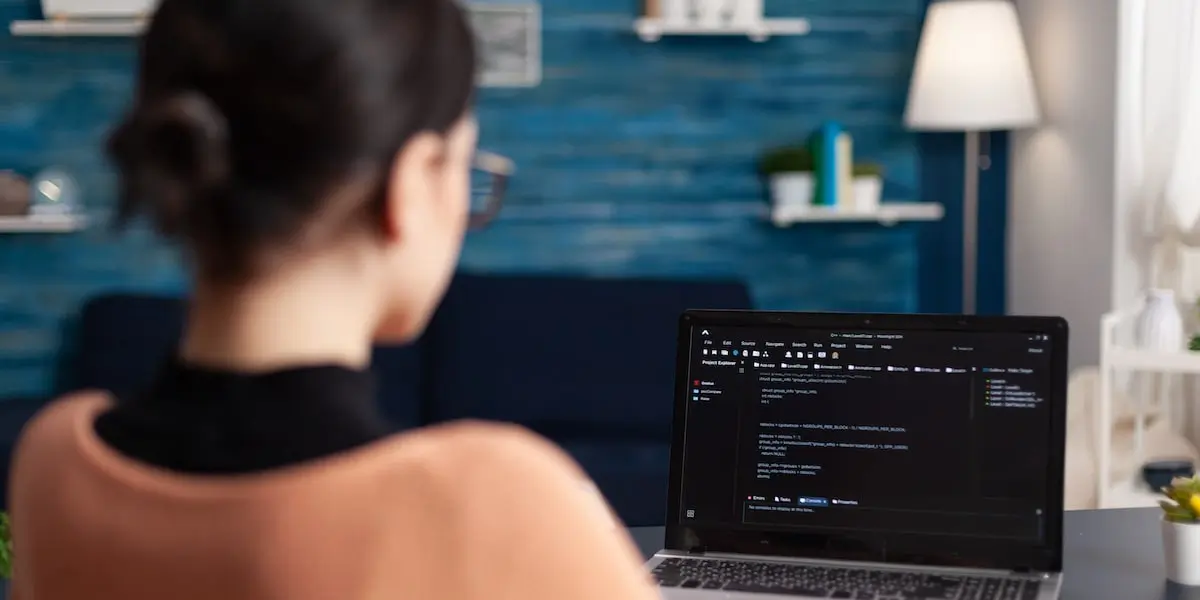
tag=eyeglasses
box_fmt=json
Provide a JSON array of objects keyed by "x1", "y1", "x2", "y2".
[{"x1": 470, "y1": 150, "x2": 514, "y2": 230}]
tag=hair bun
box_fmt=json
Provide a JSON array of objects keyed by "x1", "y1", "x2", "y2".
[{"x1": 109, "y1": 91, "x2": 231, "y2": 236}]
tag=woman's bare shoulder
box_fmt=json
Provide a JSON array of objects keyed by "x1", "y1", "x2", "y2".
[
  {"x1": 14, "y1": 392, "x2": 111, "y2": 453},
  {"x1": 381, "y1": 420, "x2": 586, "y2": 484},
  {"x1": 378, "y1": 421, "x2": 655, "y2": 599}
]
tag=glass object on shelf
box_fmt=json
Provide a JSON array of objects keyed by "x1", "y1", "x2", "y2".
[{"x1": 29, "y1": 168, "x2": 80, "y2": 218}]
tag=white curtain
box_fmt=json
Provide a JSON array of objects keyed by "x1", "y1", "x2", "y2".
[
  {"x1": 1123, "y1": 0, "x2": 1200, "y2": 445},
  {"x1": 1129, "y1": 0, "x2": 1200, "y2": 292}
]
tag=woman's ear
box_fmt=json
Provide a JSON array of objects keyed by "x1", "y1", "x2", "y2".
[{"x1": 383, "y1": 132, "x2": 447, "y2": 243}]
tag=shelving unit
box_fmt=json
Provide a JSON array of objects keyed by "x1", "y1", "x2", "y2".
[
  {"x1": 10, "y1": 18, "x2": 145, "y2": 36},
  {"x1": 1103, "y1": 477, "x2": 1162, "y2": 509},
  {"x1": 634, "y1": 17, "x2": 810, "y2": 42},
  {"x1": 1096, "y1": 301, "x2": 1200, "y2": 508},
  {"x1": 770, "y1": 203, "x2": 944, "y2": 227},
  {"x1": 0, "y1": 214, "x2": 87, "y2": 233}
]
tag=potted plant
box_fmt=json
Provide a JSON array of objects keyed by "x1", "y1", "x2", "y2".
[
  {"x1": 759, "y1": 146, "x2": 815, "y2": 210},
  {"x1": 1160, "y1": 476, "x2": 1200, "y2": 585},
  {"x1": 851, "y1": 162, "x2": 884, "y2": 214}
]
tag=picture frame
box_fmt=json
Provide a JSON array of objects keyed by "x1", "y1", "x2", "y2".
[{"x1": 467, "y1": 3, "x2": 542, "y2": 88}]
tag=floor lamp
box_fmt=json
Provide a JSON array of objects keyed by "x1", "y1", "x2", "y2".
[{"x1": 904, "y1": 0, "x2": 1040, "y2": 314}]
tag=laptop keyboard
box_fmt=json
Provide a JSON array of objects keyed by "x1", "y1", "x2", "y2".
[{"x1": 651, "y1": 557, "x2": 1041, "y2": 599}]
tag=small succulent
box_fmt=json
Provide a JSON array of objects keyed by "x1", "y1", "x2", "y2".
[
  {"x1": 758, "y1": 146, "x2": 815, "y2": 176},
  {"x1": 1161, "y1": 476, "x2": 1200, "y2": 523},
  {"x1": 852, "y1": 163, "x2": 885, "y2": 178}
]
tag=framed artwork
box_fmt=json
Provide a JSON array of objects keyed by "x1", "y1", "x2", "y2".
[{"x1": 467, "y1": 3, "x2": 542, "y2": 88}]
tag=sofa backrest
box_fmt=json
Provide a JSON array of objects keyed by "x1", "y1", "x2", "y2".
[
  {"x1": 72, "y1": 273, "x2": 754, "y2": 438},
  {"x1": 76, "y1": 294, "x2": 186, "y2": 400},
  {"x1": 73, "y1": 294, "x2": 426, "y2": 428},
  {"x1": 421, "y1": 273, "x2": 753, "y2": 440}
]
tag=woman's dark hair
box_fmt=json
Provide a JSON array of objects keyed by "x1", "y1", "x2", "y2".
[{"x1": 108, "y1": 0, "x2": 477, "y2": 282}]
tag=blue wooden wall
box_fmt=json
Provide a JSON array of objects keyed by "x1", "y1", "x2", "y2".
[{"x1": 0, "y1": 0, "x2": 1007, "y2": 397}]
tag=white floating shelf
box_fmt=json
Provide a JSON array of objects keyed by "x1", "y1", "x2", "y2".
[
  {"x1": 10, "y1": 18, "x2": 146, "y2": 36},
  {"x1": 1104, "y1": 347, "x2": 1200, "y2": 374},
  {"x1": 634, "y1": 18, "x2": 810, "y2": 43},
  {"x1": 0, "y1": 214, "x2": 88, "y2": 233},
  {"x1": 770, "y1": 203, "x2": 944, "y2": 227}
]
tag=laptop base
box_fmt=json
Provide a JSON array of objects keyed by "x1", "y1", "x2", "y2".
[{"x1": 648, "y1": 552, "x2": 1062, "y2": 599}]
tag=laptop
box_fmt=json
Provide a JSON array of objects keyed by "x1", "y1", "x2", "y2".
[{"x1": 647, "y1": 310, "x2": 1068, "y2": 600}]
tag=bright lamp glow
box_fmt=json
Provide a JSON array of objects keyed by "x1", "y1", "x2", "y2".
[{"x1": 905, "y1": 0, "x2": 1041, "y2": 131}]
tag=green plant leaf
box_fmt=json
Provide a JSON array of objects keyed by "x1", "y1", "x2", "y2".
[
  {"x1": 852, "y1": 163, "x2": 884, "y2": 177},
  {"x1": 1161, "y1": 500, "x2": 1195, "y2": 523},
  {"x1": 759, "y1": 146, "x2": 815, "y2": 175}
]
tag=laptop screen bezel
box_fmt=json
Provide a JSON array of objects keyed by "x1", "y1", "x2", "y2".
[{"x1": 663, "y1": 310, "x2": 1069, "y2": 573}]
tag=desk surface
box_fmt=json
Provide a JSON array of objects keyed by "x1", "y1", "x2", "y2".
[{"x1": 630, "y1": 508, "x2": 1200, "y2": 600}]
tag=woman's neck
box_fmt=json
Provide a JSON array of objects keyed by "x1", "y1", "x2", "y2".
[{"x1": 180, "y1": 270, "x2": 378, "y2": 373}]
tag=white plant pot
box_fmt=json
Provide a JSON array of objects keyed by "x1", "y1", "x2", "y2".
[
  {"x1": 1164, "y1": 519, "x2": 1200, "y2": 585},
  {"x1": 41, "y1": 0, "x2": 158, "y2": 18},
  {"x1": 852, "y1": 176, "x2": 883, "y2": 214},
  {"x1": 769, "y1": 173, "x2": 814, "y2": 209},
  {"x1": 1135, "y1": 289, "x2": 1184, "y2": 351}
]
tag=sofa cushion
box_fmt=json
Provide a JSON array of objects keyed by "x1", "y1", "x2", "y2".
[
  {"x1": 559, "y1": 440, "x2": 671, "y2": 528},
  {"x1": 422, "y1": 273, "x2": 753, "y2": 436},
  {"x1": 74, "y1": 294, "x2": 425, "y2": 428},
  {"x1": 369, "y1": 344, "x2": 425, "y2": 430}
]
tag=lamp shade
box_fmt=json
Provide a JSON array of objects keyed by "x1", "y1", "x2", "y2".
[{"x1": 904, "y1": 0, "x2": 1040, "y2": 131}]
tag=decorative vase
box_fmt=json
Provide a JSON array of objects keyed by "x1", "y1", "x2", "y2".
[
  {"x1": 694, "y1": 0, "x2": 725, "y2": 27},
  {"x1": 769, "y1": 173, "x2": 815, "y2": 209},
  {"x1": 731, "y1": 0, "x2": 763, "y2": 27},
  {"x1": 661, "y1": 0, "x2": 689, "y2": 25},
  {"x1": 1164, "y1": 519, "x2": 1200, "y2": 585},
  {"x1": 1135, "y1": 289, "x2": 1185, "y2": 352}
]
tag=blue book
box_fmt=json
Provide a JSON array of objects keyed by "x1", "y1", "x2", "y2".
[{"x1": 812, "y1": 121, "x2": 841, "y2": 207}]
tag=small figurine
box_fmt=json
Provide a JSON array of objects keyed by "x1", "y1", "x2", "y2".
[{"x1": 0, "y1": 171, "x2": 31, "y2": 217}]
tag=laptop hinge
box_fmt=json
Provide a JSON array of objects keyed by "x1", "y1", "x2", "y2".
[{"x1": 688, "y1": 546, "x2": 707, "y2": 555}]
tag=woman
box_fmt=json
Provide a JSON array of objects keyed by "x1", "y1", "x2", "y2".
[{"x1": 7, "y1": 1, "x2": 657, "y2": 599}]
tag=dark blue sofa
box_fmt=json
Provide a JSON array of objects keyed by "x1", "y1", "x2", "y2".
[{"x1": 2, "y1": 272, "x2": 752, "y2": 526}]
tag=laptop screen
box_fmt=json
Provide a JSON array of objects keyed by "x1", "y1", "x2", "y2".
[{"x1": 677, "y1": 323, "x2": 1057, "y2": 545}]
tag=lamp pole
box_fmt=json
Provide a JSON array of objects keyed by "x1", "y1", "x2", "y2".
[{"x1": 963, "y1": 130, "x2": 980, "y2": 315}]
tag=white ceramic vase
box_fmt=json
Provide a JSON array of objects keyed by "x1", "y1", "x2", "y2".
[
  {"x1": 1136, "y1": 289, "x2": 1184, "y2": 352},
  {"x1": 1164, "y1": 519, "x2": 1200, "y2": 585},
  {"x1": 661, "y1": 0, "x2": 690, "y2": 25},
  {"x1": 731, "y1": 0, "x2": 763, "y2": 27},
  {"x1": 694, "y1": 0, "x2": 725, "y2": 27}
]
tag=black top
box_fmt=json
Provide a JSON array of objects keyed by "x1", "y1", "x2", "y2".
[{"x1": 94, "y1": 358, "x2": 392, "y2": 474}]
